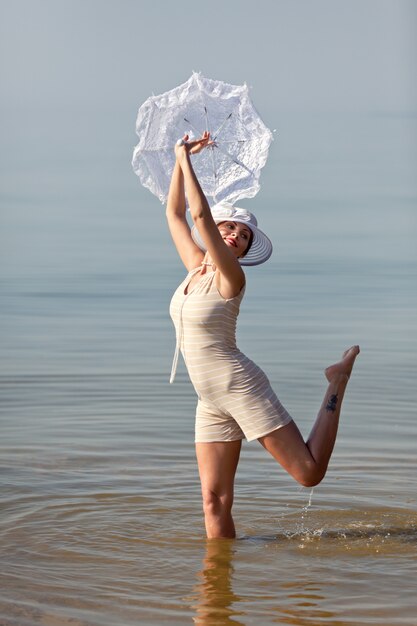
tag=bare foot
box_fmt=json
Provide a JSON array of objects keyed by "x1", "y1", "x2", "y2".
[{"x1": 325, "y1": 345, "x2": 360, "y2": 382}]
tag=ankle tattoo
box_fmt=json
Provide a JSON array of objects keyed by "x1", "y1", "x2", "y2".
[{"x1": 326, "y1": 393, "x2": 338, "y2": 412}]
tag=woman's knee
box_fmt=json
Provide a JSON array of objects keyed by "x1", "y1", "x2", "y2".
[
  {"x1": 201, "y1": 488, "x2": 233, "y2": 517},
  {"x1": 295, "y1": 461, "x2": 326, "y2": 488}
]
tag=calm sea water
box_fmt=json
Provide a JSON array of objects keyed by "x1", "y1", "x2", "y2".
[{"x1": 1, "y1": 112, "x2": 416, "y2": 625}]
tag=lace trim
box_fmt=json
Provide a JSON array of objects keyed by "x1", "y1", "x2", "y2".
[{"x1": 132, "y1": 72, "x2": 272, "y2": 205}]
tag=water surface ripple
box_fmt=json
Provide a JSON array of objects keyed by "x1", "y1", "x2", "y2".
[{"x1": 1, "y1": 113, "x2": 417, "y2": 625}]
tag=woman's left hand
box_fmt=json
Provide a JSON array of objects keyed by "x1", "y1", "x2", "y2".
[{"x1": 175, "y1": 131, "x2": 213, "y2": 160}]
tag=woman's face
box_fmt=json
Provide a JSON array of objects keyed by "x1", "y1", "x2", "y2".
[{"x1": 217, "y1": 221, "x2": 252, "y2": 258}]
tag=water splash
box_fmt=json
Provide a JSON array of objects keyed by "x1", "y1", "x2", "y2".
[
  {"x1": 286, "y1": 488, "x2": 316, "y2": 545},
  {"x1": 301, "y1": 488, "x2": 314, "y2": 521}
]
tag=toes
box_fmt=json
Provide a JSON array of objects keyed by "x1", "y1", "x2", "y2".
[{"x1": 343, "y1": 345, "x2": 360, "y2": 359}]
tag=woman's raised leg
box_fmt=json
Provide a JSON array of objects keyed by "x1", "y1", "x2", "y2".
[
  {"x1": 196, "y1": 440, "x2": 242, "y2": 539},
  {"x1": 259, "y1": 345, "x2": 360, "y2": 487}
]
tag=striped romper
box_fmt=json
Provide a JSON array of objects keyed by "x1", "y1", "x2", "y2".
[{"x1": 169, "y1": 266, "x2": 293, "y2": 442}]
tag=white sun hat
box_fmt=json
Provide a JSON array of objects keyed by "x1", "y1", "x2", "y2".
[{"x1": 191, "y1": 201, "x2": 273, "y2": 266}]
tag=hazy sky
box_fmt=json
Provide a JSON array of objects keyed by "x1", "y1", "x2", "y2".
[
  {"x1": 0, "y1": 1, "x2": 415, "y2": 291},
  {"x1": 1, "y1": 0, "x2": 416, "y2": 118}
]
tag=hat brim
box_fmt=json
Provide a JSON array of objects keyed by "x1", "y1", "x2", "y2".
[{"x1": 191, "y1": 218, "x2": 273, "y2": 266}]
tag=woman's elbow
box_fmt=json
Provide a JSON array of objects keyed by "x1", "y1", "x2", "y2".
[{"x1": 190, "y1": 209, "x2": 205, "y2": 224}]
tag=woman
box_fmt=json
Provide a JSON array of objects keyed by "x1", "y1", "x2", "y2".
[{"x1": 166, "y1": 132, "x2": 360, "y2": 539}]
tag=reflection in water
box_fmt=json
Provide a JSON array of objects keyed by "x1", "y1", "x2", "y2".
[
  {"x1": 190, "y1": 537, "x2": 335, "y2": 626},
  {"x1": 191, "y1": 537, "x2": 345, "y2": 626},
  {"x1": 192, "y1": 539, "x2": 244, "y2": 626}
]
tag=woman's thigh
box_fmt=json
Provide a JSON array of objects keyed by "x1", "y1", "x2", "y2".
[
  {"x1": 258, "y1": 421, "x2": 319, "y2": 486},
  {"x1": 195, "y1": 440, "x2": 242, "y2": 499}
]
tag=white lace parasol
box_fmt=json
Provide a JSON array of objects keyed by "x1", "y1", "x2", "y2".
[{"x1": 132, "y1": 72, "x2": 273, "y2": 205}]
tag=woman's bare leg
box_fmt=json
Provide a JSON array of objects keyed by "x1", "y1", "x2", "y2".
[
  {"x1": 196, "y1": 440, "x2": 242, "y2": 539},
  {"x1": 259, "y1": 346, "x2": 360, "y2": 487}
]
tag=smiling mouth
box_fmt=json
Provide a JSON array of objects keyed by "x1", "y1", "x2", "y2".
[{"x1": 226, "y1": 238, "x2": 237, "y2": 247}]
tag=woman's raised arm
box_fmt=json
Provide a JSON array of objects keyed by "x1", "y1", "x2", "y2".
[
  {"x1": 175, "y1": 140, "x2": 245, "y2": 295},
  {"x1": 165, "y1": 134, "x2": 214, "y2": 271},
  {"x1": 166, "y1": 156, "x2": 204, "y2": 271}
]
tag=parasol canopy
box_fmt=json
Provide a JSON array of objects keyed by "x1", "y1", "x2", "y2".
[{"x1": 132, "y1": 72, "x2": 273, "y2": 205}]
